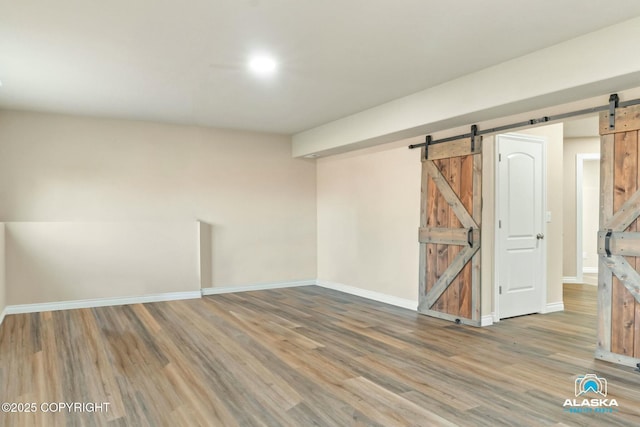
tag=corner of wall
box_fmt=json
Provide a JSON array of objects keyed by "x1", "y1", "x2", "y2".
[
  {"x1": 198, "y1": 220, "x2": 213, "y2": 289},
  {"x1": 0, "y1": 223, "x2": 6, "y2": 325}
]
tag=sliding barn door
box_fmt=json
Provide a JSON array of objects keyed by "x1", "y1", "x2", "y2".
[
  {"x1": 597, "y1": 103, "x2": 640, "y2": 367},
  {"x1": 418, "y1": 137, "x2": 481, "y2": 326}
]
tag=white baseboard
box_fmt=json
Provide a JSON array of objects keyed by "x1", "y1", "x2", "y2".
[
  {"x1": 542, "y1": 301, "x2": 565, "y2": 314},
  {"x1": 492, "y1": 312, "x2": 500, "y2": 323},
  {"x1": 4, "y1": 290, "x2": 202, "y2": 315},
  {"x1": 0, "y1": 307, "x2": 7, "y2": 325},
  {"x1": 583, "y1": 267, "x2": 598, "y2": 274},
  {"x1": 481, "y1": 315, "x2": 494, "y2": 327},
  {"x1": 315, "y1": 280, "x2": 418, "y2": 311},
  {"x1": 562, "y1": 276, "x2": 579, "y2": 284},
  {"x1": 201, "y1": 279, "x2": 315, "y2": 295}
]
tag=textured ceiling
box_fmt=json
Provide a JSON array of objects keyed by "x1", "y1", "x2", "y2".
[{"x1": 1, "y1": 0, "x2": 640, "y2": 134}]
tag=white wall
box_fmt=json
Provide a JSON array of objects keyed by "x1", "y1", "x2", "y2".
[
  {"x1": 316, "y1": 141, "x2": 421, "y2": 303},
  {"x1": 5, "y1": 222, "x2": 200, "y2": 305},
  {"x1": 562, "y1": 137, "x2": 600, "y2": 277},
  {"x1": 0, "y1": 110, "x2": 317, "y2": 304},
  {"x1": 0, "y1": 224, "x2": 5, "y2": 322},
  {"x1": 582, "y1": 160, "x2": 600, "y2": 271}
]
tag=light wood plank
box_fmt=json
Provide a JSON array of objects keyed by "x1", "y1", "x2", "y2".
[
  {"x1": 599, "y1": 103, "x2": 640, "y2": 135},
  {"x1": 594, "y1": 349, "x2": 640, "y2": 368},
  {"x1": 446, "y1": 156, "x2": 462, "y2": 316},
  {"x1": 635, "y1": 288, "x2": 640, "y2": 358},
  {"x1": 455, "y1": 154, "x2": 479, "y2": 321},
  {"x1": 77, "y1": 309, "x2": 127, "y2": 421},
  {"x1": 597, "y1": 133, "x2": 614, "y2": 353},
  {"x1": 459, "y1": 154, "x2": 474, "y2": 319},
  {"x1": 418, "y1": 227, "x2": 472, "y2": 245},
  {"x1": 343, "y1": 376, "x2": 457, "y2": 427},
  {"x1": 163, "y1": 362, "x2": 240, "y2": 427},
  {"x1": 601, "y1": 255, "x2": 640, "y2": 304},
  {"x1": 434, "y1": 158, "x2": 450, "y2": 313},
  {"x1": 597, "y1": 231, "x2": 640, "y2": 257},
  {"x1": 471, "y1": 153, "x2": 482, "y2": 321},
  {"x1": 604, "y1": 188, "x2": 640, "y2": 231},
  {"x1": 424, "y1": 244, "x2": 479, "y2": 309},
  {"x1": 424, "y1": 160, "x2": 477, "y2": 229},
  {"x1": 425, "y1": 157, "x2": 438, "y2": 299},
  {"x1": 425, "y1": 136, "x2": 482, "y2": 161},
  {"x1": 414, "y1": 307, "x2": 481, "y2": 327},
  {"x1": 634, "y1": 129, "x2": 640, "y2": 360},
  {"x1": 611, "y1": 130, "x2": 638, "y2": 356}
]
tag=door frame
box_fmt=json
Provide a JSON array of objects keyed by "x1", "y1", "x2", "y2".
[
  {"x1": 493, "y1": 133, "x2": 548, "y2": 321},
  {"x1": 575, "y1": 152, "x2": 600, "y2": 284}
]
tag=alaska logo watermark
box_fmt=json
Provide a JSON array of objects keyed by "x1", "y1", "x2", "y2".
[{"x1": 563, "y1": 374, "x2": 619, "y2": 414}]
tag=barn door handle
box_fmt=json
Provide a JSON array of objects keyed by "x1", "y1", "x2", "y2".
[
  {"x1": 604, "y1": 230, "x2": 612, "y2": 257},
  {"x1": 536, "y1": 233, "x2": 544, "y2": 240},
  {"x1": 467, "y1": 227, "x2": 474, "y2": 247}
]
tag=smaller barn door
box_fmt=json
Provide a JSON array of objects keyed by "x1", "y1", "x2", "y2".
[
  {"x1": 597, "y1": 102, "x2": 640, "y2": 367},
  {"x1": 418, "y1": 136, "x2": 482, "y2": 326}
]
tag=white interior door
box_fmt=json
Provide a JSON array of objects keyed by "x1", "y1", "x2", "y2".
[{"x1": 496, "y1": 134, "x2": 545, "y2": 319}]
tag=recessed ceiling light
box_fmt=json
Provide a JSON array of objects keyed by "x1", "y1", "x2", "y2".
[{"x1": 248, "y1": 55, "x2": 277, "y2": 76}]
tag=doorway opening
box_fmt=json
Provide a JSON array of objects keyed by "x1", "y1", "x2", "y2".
[
  {"x1": 491, "y1": 117, "x2": 601, "y2": 321},
  {"x1": 576, "y1": 153, "x2": 600, "y2": 286}
]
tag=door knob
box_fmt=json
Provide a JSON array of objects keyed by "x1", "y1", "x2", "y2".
[{"x1": 536, "y1": 233, "x2": 544, "y2": 240}]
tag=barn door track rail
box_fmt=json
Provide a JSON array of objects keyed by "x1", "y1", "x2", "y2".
[{"x1": 408, "y1": 93, "x2": 640, "y2": 154}]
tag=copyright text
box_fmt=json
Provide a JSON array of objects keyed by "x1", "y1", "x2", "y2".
[{"x1": 2, "y1": 402, "x2": 110, "y2": 413}]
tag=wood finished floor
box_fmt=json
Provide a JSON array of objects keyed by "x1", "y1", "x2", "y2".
[{"x1": 1, "y1": 283, "x2": 639, "y2": 426}]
